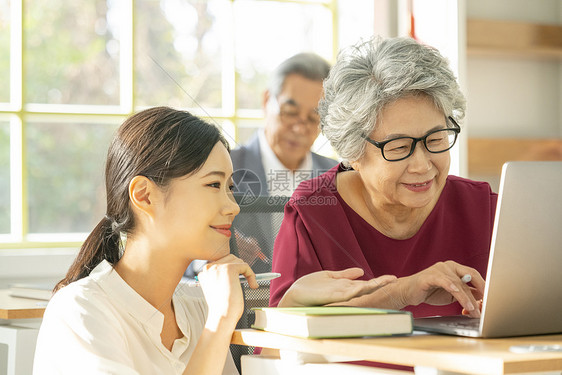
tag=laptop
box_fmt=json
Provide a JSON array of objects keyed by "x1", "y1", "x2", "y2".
[{"x1": 414, "y1": 161, "x2": 562, "y2": 338}]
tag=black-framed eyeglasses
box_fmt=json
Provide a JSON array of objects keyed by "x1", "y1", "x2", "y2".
[{"x1": 362, "y1": 117, "x2": 461, "y2": 162}]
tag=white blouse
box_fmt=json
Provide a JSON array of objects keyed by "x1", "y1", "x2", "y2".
[{"x1": 33, "y1": 260, "x2": 238, "y2": 375}]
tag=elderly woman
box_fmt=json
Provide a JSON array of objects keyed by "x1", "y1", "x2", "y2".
[{"x1": 269, "y1": 37, "x2": 497, "y2": 319}]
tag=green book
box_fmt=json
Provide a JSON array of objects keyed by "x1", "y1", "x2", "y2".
[{"x1": 251, "y1": 306, "x2": 413, "y2": 339}]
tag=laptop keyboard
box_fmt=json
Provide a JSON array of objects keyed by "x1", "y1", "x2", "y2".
[{"x1": 439, "y1": 318, "x2": 480, "y2": 329}]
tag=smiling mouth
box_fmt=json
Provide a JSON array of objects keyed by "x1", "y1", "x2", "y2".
[
  {"x1": 211, "y1": 225, "x2": 232, "y2": 237},
  {"x1": 408, "y1": 181, "x2": 430, "y2": 187},
  {"x1": 403, "y1": 179, "x2": 433, "y2": 190}
]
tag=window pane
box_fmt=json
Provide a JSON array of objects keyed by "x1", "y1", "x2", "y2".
[
  {"x1": 312, "y1": 133, "x2": 337, "y2": 160},
  {"x1": 0, "y1": 121, "x2": 9, "y2": 234},
  {"x1": 218, "y1": 118, "x2": 236, "y2": 150},
  {"x1": 235, "y1": 118, "x2": 263, "y2": 145},
  {"x1": 24, "y1": 0, "x2": 120, "y2": 105},
  {"x1": 26, "y1": 120, "x2": 120, "y2": 233},
  {"x1": 135, "y1": 0, "x2": 224, "y2": 109},
  {"x1": 234, "y1": 0, "x2": 333, "y2": 110},
  {"x1": 0, "y1": 0, "x2": 10, "y2": 103}
]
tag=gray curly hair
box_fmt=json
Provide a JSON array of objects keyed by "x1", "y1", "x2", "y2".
[{"x1": 319, "y1": 37, "x2": 466, "y2": 165}]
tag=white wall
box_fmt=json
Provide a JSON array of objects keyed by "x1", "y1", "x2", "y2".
[
  {"x1": 0, "y1": 248, "x2": 76, "y2": 289},
  {"x1": 465, "y1": 0, "x2": 562, "y2": 138}
]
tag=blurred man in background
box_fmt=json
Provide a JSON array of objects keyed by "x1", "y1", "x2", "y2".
[{"x1": 231, "y1": 52, "x2": 338, "y2": 199}]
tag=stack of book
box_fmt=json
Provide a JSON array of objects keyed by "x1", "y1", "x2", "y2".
[{"x1": 251, "y1": 306, "x2": 413, "y2": 339}]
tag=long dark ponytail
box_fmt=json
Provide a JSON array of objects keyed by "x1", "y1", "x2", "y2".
[{"x1": 55, "y1": 107, "x2": 228, "y2": 292}]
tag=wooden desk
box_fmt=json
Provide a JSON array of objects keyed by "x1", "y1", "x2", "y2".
[
  {"x1": 232, "y1": 329, "x2": 562, "y2": 375},
  {"x1": 0, "y1": 289, "x2": 47, "y2": 320},
  {"x1": 0, "y1": 289, "x2": 47, "y2": 375}
]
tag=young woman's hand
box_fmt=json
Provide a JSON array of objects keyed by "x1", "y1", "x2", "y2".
[
  {"x1": 278, "y1": 267, "x2": 396, "y2": 307},
  {"x1": 197, "y1": 254, "x2": 257, "y2": 331},
  {"x1": 184, "y1": 255, "x2": 256, "y2": 375}
]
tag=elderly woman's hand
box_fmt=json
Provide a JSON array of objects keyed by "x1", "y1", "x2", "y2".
[
  {"x1": 396, "y1": 261, "x2": 485, "y2": 318},
  {"x1": 277, "y1": 268, "x2": 396, "y2": 307}
]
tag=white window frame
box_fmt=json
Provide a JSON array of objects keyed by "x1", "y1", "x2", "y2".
[{"x1": 0, "y1": 0, "x2": 341, "y2": 249}]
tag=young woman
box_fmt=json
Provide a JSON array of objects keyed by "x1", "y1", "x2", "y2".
[{"x1": 33, "y1": 107, "x2": 395, "y2": 375}]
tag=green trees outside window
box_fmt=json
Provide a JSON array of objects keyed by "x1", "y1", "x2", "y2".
[{"x1": 0, "y1": 0, "x2": 336, "y2": 247}]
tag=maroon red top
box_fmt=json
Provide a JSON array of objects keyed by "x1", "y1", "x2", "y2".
[{"x1": 270, "y1": 164, "x2": 498, "y2": 318}]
